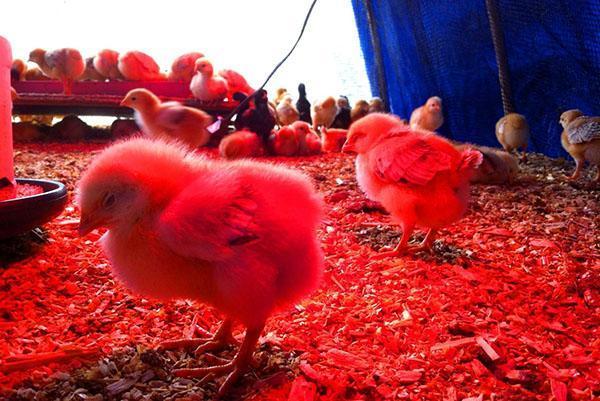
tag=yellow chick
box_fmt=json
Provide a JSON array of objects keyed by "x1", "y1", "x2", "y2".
[
  {"x1": 276, "y1": 94, "x2": 299, "y2": 126},
  {"x1": 559, "y1": 109, "x2": 600, "y2": 182},
  {"x1": 169, "y1": 52, "x2": 204, "y2": 82},
  {"x1": 120, "y1": 88, "x2": 213, "y2": 148},
  {"x1": 118, "y1": 51, "x2": 163, "y2": 81},
  {"x1": 274, "y1": 88, "x2": 288, "y2": 106},
  {"x1": 410, "y1": 96, "x2": 444, "y2": 131},
  {"x1": 28, "y1": 48, "x2": 85, "y2": 94},
  {"x1": 94, "y1": 49, "x2": 124, "y2": 80},
  {"x1": 189, "y1": 57, "x2": 228, "y2": 102},
  {"x1": 311, "y1": 96, "x2": 338, "y2": 132},
  {"x1": 495, "y1": 113, "x2": 529, "y2": 160}
]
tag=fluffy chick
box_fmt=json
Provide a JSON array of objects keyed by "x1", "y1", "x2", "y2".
[
  {"x1": 343, "y1": 113, "x2": 482, "y2": 256},
  {"x1": 410, "y1": 96, "x2": 444, "y2": 131},
  {"x1": 219, "y1": 130, "x2": 264, "y2": 159},
  {"x1": 29, "y1": 48, "x2": 85, "y2": 94},
  {"x1": 189, "y1": 57, "x2": 228, "y2": 102},
  {"x1": 120, "y1": 88, "x2": 212, "y2": 148},
  {"x1": 276, "y1": 94, "x2": 299, "y2": 126},
  {"x1": 559, "y1": 109, "x2": 600, "y2": 182},
  {"x1": 292, "y1": 121, "x2": 321, "y2": 155},
  {"x1": 274, "y1": 88, "x2": 288, "y2": 106},
  {"x1": 495, "y1": 113, "x2": 529, "y2": 160},
  {"x1": 269, "y1": 126, "x2": 299, "y2": 156},
  {"x1": 236, "y1": 89, "x2": 277, "y2": 143},
  {"x1": 24, "y1": 66, "x2": 49, "y2": 80},
  {"x1": 11, "y1": 59, "x2": 27, "y2": 81},
  {"x1": 118, "y1": 51, "x2": 163, "y2": 81},
  {"x1": 321, "y1": 127, "x2": 348, "y2": 153},
  {"x1": 369, "y1": 97, "x2": 385, "y2": 113},
  {"x1": 351, "y1": 99, "x2": 370, "y2": 123},
  {"x1": 312, "y1": 96, "x2": 338, "y2": 132},
  {"x1": 169, "y1": 52, "x2": 204, "y2": 82},
  {"x1": 94, "y1": 49, "x2": 124, "y2": 80},
  {"x1": 218, "y1": 68, "x2": 254, "y2": 100},
  {"x1": 455, "y1": 144, "x2": 518, "y2": 185},
  {"x1": 331, "y1": 96, "x2": 351, "y2": 129},
  {"x1": 296, "y1": 83, "x2": 312, "y2": 124},
  {"x1": 80, "y1": 57, "x2": 105, "y2": 81},
  {"x1": 77, "y1": 138, "x2": 324, "y2": 396}
]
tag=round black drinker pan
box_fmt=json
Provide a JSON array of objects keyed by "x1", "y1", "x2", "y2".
[{"x1": 0, "y1": 178, "x2": 68, "y2": 240}]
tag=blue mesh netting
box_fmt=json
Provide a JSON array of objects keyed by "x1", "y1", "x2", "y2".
[{"x1": 351, "y1": 0, "x2": 600, "y2": 157}]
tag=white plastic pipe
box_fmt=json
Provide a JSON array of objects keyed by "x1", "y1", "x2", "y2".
[{"x1": 0, "y1": 36, "x2": 13, "y2": 187}]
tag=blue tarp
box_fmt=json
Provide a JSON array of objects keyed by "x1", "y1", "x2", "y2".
[{"x1": 351, "y1": 0, "x2": 600, "y2": 157}]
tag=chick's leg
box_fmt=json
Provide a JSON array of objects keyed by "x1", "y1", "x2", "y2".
[
  {"x1": 174, "y1": 322, "x2": 265, "y2": 397},
  {"x1": 568, "y1": 159, "x2": 583, "y2": 180},
  {"x1": 374, "y1": 221, "x2": 415, "y2": 259},
  {"x1": 410, "y1": 229, "x2": 437, "y2": 253},
  {"x1": 160, "y1": 319, "x2": 236, "y2": 353}
]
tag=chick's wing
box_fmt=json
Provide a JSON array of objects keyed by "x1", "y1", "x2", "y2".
[{"x1": 157, "y1": 177, "x2": 259, "y2": 261}]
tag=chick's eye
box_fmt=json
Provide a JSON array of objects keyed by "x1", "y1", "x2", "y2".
[
  {"x1": 131, "y1": 96, "x2": 137, "y2": 101},
  {"x1": 102, "y1": 193, "x2": 116, "y2": 208}
]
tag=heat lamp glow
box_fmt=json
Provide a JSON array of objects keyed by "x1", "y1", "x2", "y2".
[{"x1": 0, "y1": 1, "x2": 599, "y2": 400}]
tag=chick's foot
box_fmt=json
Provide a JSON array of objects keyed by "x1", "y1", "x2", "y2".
[
  {"x1": 159, "y1": 319, "x2": 236, "y2": 353},
  {"x1": 173, "y1": 324, "x2": 264, "y2": 397}
]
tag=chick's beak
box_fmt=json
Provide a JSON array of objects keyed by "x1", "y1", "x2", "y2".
[
  {"x1": 78, "y1": 213, "x2": 100, "y2": 236},
  {"x1": 120, "y1": 98, "x2": 130, "y2": 107}
]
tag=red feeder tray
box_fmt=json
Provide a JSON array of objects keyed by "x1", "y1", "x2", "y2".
[{"x1": 0, "y1": 178, "x2": 68, "y2": 240}]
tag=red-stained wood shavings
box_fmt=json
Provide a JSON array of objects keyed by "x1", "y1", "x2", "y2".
[
  {"x1": 0, "y1": 183, "x2": 44, "y2": 202},
  {"x1": 0, "y1": 145, "x2": 598, "y2": 400}
]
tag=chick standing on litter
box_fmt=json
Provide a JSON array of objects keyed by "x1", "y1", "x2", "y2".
[
  {"x1": 321, "y1": 127, "x2": 348, "y2": 152},
  {"x1": 120, "y1": 88, "x2": 212, "y2": 148},
  {"x1": 219, "y1": 130, "x2": 264, "y2": 159},
  {"x1": 495, "y1": 113, "x2": 529, "y2": 160},
  {"x1": 559, "y1": 109, "x2": 600, "y2": 182},
  {"x1": 28, "y1": 48, "x2": 85, "y2": 94},
  {"x1": 77, "y1": 138, "x2": 324, "y2": 396},
  {"x1": 409, "y1": 96, "x2": 444, "y2": 131},
  {"x1": 343, "y1": 113, "x2": 482, "y2": 256},
  {"x1": 94, "y1": 49, "x2": 124, "y2": 80},
  {"x1": 312, "y1": 96, "x2": 339, "y2": 132},
  {"x1": 455, "y1": 143, "x2": 518, "y2": 185},
  {"x1": 269, "y1": 125, "x2": 299, "y2": 156},
  {"x1": 236, "y1": 89, "x2": 277, "y2": 143},
  {"x1": 168, "y1": 52, "x2": 204, "y2": 82},
  {"x1": 276, "y1": 94, "x2": 299, "y2": 126},
  {"x1": 293, "y1": 121, "x2": 321, "y2": 155},
  {"x1": 118, "y1": 50, "x2": 163, "y2": 81},
  {"x1": 189, "y1": 57, "x2": 228, "y2": 103},
  {"x1": 296, "y1": 83, "x2": 312, "y2": 124}
]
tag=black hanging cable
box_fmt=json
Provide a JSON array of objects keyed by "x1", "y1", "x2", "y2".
[{"x1": 209, "y1": 0, "x2": 319, "y2": 133}]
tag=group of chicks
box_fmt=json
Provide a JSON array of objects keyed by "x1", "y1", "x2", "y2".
[
  {"x1": 12, "y1": 48, "x2": 253, "y2": 103},
  {"x1": 75, "y1": 82, "x2": 600, "y2": 396}
]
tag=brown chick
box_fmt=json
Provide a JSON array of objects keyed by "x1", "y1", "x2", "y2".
[
  {"x1": 11, "y1": 59, "x2": 27, "y2": 81},
  {"x1": 118, "y1": 51, "x2": 163, "y2": 81},
  {"x1": 24, "y1": 66, "x2": 50, "y2": 80},
  {"x1": 311, "y1": 96, "x2": 338, "y2": 132},
  {"x1": 121, "y1": 88, "x2": 213, "y2": 148},
  {"x1": 369, "y1": 97, "x2": 385, "y2": 113},
  {"x1": 559, "y1": 109, "x2": 600, "y2": 182},
  {"x1": 351, "y1": 99, "x2": 370, "y2": 123},
  {"x1": 455, "y1": 143, "x2": 518, "y2": 185},
  {"x1": 495, "y1": 113, "x2": 529, "y2": 160},
  {"x1": 29, "y1": 48, "x2": 85, "y2": 94},
  {"x1": 80, "y1": 57, "x2": 105, "y2": 81}
]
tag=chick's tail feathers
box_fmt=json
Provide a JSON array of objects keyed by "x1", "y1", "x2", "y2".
[{"x1": 458, "y1": 148, "x2": 483, "y2": 173}]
